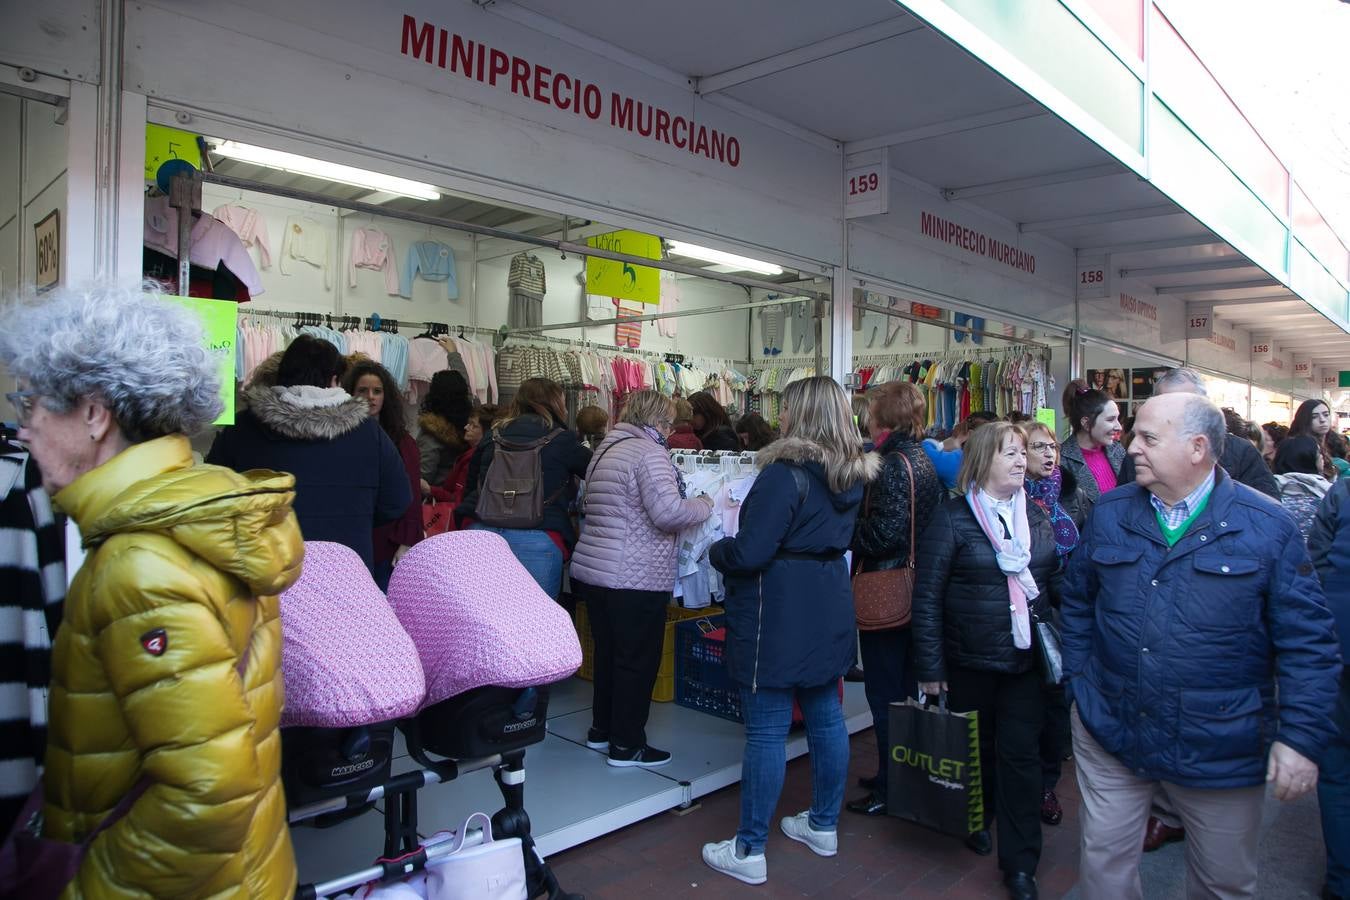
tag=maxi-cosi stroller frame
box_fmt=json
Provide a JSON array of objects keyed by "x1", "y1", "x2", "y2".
[{"x1": 289, "y1": 687, "x2": 581, "y2": 900}]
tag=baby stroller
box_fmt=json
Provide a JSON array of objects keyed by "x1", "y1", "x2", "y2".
[
  {"x1": 279, "y1": 535, "x2": 582, "y2": 899},
  {"x1": 278, "y1": 542, "x2": 426, "y2": 812}
]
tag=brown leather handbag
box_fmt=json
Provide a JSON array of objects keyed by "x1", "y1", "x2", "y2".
[{"x1": 851, "y1": 451, "x2": 917, "y2": 631}]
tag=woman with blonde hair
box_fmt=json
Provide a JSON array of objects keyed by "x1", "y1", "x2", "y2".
[
  {"x1": 456, "y1": 378, "x2": 591, "y2": 597},
  {"x1": 571, "y1": 390, "x2": 715, "y2": 767},
  {"x1": 702, "y1": 376, "x2": 879, "y2": 886},
  {"x1": 912, "y1": 422, "x2": 1061, "y2": 900}
]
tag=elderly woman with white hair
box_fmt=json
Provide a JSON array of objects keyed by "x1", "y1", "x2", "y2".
[{"x1": 0, "y1": 284, "x2": 302, "y2": 898}]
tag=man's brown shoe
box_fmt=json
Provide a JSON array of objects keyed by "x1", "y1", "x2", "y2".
[{"x1": 1142, "y1": 816, "x2": 1185, "y2": 852}]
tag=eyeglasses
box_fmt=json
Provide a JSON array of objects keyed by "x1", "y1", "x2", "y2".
[
  {"x1": 1028, "y1": 441, "x2": 1056, "y2": 454},
  {"x1": 5, "y1": 391, "x2": 37, "y2": 427}
]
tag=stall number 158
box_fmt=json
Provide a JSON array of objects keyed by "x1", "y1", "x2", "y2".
[{"x1": 849, "y1": 173, "x2": 880, "y2": 196}]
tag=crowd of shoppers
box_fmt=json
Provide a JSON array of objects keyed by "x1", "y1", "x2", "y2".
[{"x1": 5, "y1": 277, "x2": 1350, "y2": 900}]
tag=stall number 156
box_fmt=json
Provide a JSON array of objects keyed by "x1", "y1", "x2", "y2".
[{"x1": 849, "y1": 173, "x2": 880, "y2": 196}]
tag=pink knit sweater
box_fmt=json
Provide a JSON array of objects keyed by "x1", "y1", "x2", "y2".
[{"x1": 1082, "y1": 445, "x2": 1118, "y2": 495}]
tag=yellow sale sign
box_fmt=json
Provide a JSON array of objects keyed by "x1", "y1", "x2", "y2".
[{"x1": 586, "y1": 230, "x2": 661, "y2": 305}]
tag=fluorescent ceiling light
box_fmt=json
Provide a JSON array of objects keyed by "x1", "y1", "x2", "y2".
[
  {"x1": 666, "y1": 240, "x2": 783, "y2": 276},
  {"x1": 211, "y1": 141, "x2": 441, "y2": 201}
]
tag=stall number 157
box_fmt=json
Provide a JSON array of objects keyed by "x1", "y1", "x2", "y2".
[{"x1": 849, "y1": 172, "x2": 880, "y2": 196}]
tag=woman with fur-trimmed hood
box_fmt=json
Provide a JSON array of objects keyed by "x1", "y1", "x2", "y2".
[
  {"x1": 702, "y1": 376, "x2": 879, "y2": 887},
  {"x1": 207, "y1": 335, "x2": 412, "y2": 573},
  {"x1": 416, "y1": 370, "x2": 472, "y2": 492}
]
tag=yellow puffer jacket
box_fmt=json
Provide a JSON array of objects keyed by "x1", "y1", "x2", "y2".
[{"x1": 44, "y1": 434, "x2": 304, "y2": 899}]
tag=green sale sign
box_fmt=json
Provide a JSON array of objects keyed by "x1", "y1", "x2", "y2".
[{"x1": 166, "y1": 295, "x2": 237, "y2": 426}]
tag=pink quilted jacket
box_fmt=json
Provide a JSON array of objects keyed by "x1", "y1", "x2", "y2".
[{"x1": 570, "y1": 423, "x2": 713, "y2": 591}]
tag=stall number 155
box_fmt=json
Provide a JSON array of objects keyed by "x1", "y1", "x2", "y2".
[{"x1": 849, "y1": 172, "x2": 880, "y2": 196}]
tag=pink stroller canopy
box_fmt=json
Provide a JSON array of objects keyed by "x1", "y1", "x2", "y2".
[
  {"x1": 279, "y1": 542, "x2": 426, "y2": 728},
  {"x1": 386, "y1": 531, "x2": 582, "y2": 706}
]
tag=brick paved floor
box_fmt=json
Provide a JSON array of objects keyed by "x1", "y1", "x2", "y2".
[
  {"x1": 547, "y1": 725, "x2": 1330, "y2": 899},
  {"x1": 548, "y1": 730, "x2": 1084, "y2": 899}
]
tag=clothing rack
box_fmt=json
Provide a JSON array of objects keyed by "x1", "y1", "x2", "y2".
[
  {"x1": 752, "y1": 355, "x2": 819, "y2": 366},
  {"x1": 855, "y1": 299, "x2": 1053, "y2": 352},
  {"x1": 505, "y1": 294, "x2": 818, "y2": 337},
  {"x1": 852, "y1": 344, "x2": 1046, "y2": 365},
  {"x1": 500, "y1": 331, "x2": 749, "y2": 368},
  {"x1": 671, "y1": 448, "x2": 758, "y2": 475},
  {"x1": 242, "y1": 307, "x2": 498, "y2": 340}
]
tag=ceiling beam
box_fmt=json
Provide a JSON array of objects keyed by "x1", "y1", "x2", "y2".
[
  {"x1": 941, "y1": 164, "x2": 1122, "y2": 202},
  {"x1": 1119, "y1": 258, "x2": 1255, "y2": 278},
  {"x1": 1208, "y1": 294, "x2": 1302, "y2": 307},
  {"x1": 1155, "y1": 278, "x2": 1281, "y2": 295},
  {"x1": 1232, "y1": 323, "x2": 1340, "y2": 335},
  {"x1": 1271, "y1": 339, "x2": 1350, "y2": 350},
  {"x1": 1019, "y1": 204, "x2": 1179, "y2": 234},
  {"x1": 845, "y1": 103, "x2": 1046, "y2": 154},
  {"x1": 697, "y1": 16, "x2": 925, "y2": 95},
  {"x1": 1076, "y1": 234, "x2": 1225, "y2": 255}
]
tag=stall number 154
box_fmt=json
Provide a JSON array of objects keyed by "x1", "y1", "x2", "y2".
[{"x1": 849, "y1": 173, "x2": 880, "y2": 196}]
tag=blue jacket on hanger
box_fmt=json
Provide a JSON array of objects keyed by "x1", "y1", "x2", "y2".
[{"x1": 400, "y1": 240, "x2": 459, "y2": 299}]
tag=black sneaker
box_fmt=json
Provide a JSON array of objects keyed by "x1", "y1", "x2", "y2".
[
  {"x1": 585, "y1": 728, "x2": 609, "y2": 751},
  {"x1": 607, "y1": 744, "x2": 672, "y2": 768}
]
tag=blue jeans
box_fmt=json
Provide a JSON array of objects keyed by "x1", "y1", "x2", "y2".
[
  {"x1": 1322, "y1": 676, "x2": 1350, "y2": 896},
  {"x1": 469, "y1": 525, "x2": 564, "y2": 599},
  {"x1": 736, "y1": 682, "x2": 849, "y2": 855}
]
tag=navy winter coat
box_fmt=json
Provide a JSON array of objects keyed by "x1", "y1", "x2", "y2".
[
  {"x1": 1061, "y1": 469, "x2": 1341, "y2": 787},
  {"x1": 710, "y1": 437, "x2": 879, "y2": 691},
  {"x1": 1308, "y1": 477, "x2": 1350, "y2": 664},
  {"x1": 206, "y1": 385, "x2": 411, "y2": 572}
]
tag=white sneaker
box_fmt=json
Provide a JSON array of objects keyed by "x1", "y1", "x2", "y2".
[
  {"x1": 701, "y1": 838, "x2": 767, "y2": 885},
  {"x1": 779, "y1": 811, "x2": 838, "y2": 857}
]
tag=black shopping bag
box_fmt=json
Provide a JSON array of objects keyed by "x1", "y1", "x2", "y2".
[{"x1": 886, "y1": 696, "x2": 984, "y2": 837}]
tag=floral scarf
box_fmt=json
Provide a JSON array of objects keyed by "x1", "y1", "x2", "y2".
[
  {"x1": 1024, "y1": 466, "x2": 1079, "y2": 557},
  {"x1": 641, "y1": 424, "x2": 687, "y2": 498}
]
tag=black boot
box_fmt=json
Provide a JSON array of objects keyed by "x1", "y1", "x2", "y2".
[
  {"x1": 1003, "y1": 871, "x2": 1037, "y2": 900},
  {"x1": 964, "y1": 829, "x2": 992, "y2": 856}
]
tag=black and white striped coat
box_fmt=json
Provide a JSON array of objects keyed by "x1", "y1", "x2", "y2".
[{"x1": 0, "y1": 441, "x2": 65, "y2": 832}]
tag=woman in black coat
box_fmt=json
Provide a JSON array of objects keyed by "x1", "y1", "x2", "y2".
[
  {"x1": 701, "y1": 376, "x2": 879, "y2": 887},
  {"x1": 913, "y1": 421, "x2": 1061, "y2": 900},
  {"x1": 847, "y1": 381, "x2": 943, "y2": 816},
  {"x1": 207, "y1": 335, "x2": 411, "y2": 574}
]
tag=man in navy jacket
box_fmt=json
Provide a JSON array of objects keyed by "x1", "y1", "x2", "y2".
[
  {"x1": 1061, "y1": 392, "x2": 1340, "y2": 900},
  {"x1": 1308, "y1": 478, "x2": 1350, "y2": 899}
]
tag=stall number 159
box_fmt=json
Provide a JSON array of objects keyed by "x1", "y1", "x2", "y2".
[{"x1": 849, "y1": 172, "x2": 880, "y2": 196}]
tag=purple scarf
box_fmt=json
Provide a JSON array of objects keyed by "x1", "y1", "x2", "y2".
[{"x1": 1025, "y1": 466, "x2": 1079, "y2": 557}]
